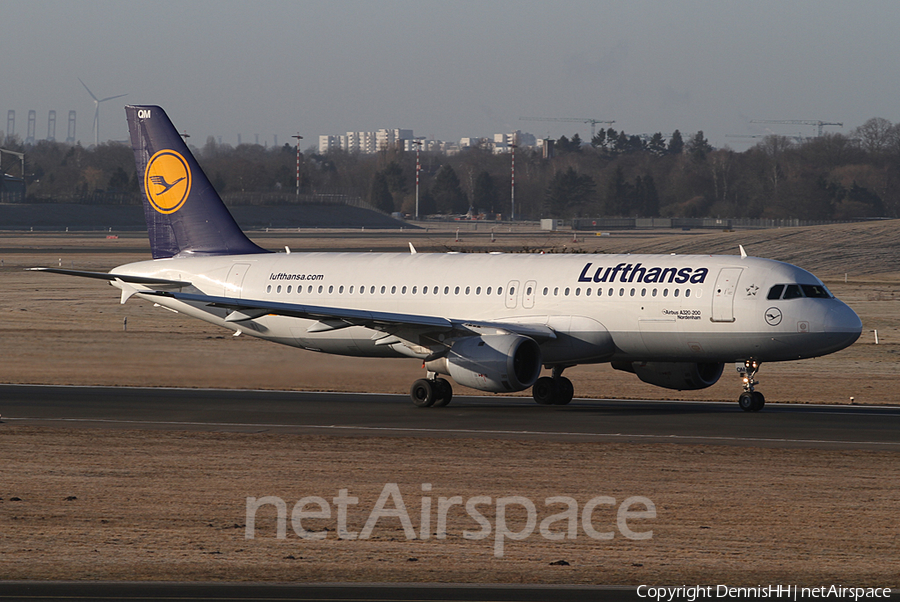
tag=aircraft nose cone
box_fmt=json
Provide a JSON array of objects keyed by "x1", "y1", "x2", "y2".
[{"x1": 825, "y1": 302, "x2": 862, "y2": 349}]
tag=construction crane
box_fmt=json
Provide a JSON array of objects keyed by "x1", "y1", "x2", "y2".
[
  {"x1": 749, "y1": 120, "x2": 842, "y2": 137},
  {"x1": 726, "y1": 133, "x2": 806, "y2": 144},
  {"x1": 519, "y1": 117, "x2": 615, "y2": 139}
]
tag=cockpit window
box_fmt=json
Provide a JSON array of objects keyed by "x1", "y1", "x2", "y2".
[
  {"x1": 801, "y1": 284, "x2": 831, "y2": 298},
  {"x1": 782, "y1": 284, "x2": 803, "y2": 299},
  {"x1": 767, "y1": 284, "x2": 784, "y2": 300}
]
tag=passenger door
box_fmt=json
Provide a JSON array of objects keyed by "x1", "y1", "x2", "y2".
[
  {"x1": 711, "y1": 268, "x2": 743, "y2": 322},
  {"x1": 225, "y1": 263, "x2": 251, "y2": 298}
]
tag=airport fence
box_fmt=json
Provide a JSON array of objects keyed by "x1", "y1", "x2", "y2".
[{"x1": 568, "y1": 217, "x2": 873, "y2": 231}]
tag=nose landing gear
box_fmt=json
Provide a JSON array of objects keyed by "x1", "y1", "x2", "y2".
[{"x1": 737, "y1": 359, "x2": 765, "y2": 412}]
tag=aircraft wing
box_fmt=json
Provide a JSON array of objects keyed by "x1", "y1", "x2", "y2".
[
  {"x1": 28, "y1": 267, "x2": 192, "y2": 288},
  {"x1": 141, "y1": 290, "x2": 557, "y2": 341}
]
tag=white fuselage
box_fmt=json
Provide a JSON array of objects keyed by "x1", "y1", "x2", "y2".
[{"x1": 112, "y1": 251, "x2": 862, "y2": 366}]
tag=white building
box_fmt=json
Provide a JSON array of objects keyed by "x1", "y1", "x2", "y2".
[{"x1": 318, "y1": 135, "x2": 339, "y2": 154}]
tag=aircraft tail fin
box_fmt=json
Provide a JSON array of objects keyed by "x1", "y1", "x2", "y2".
[{"x1": 125, "y1": 105, "x2": 268, "y2": 259}]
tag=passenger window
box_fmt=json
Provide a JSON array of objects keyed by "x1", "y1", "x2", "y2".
[
  {"x1": 349, "y1": 286, "x2": 354, "y2": 293},
  {"x1": 526, "y1": 286, "x2": 532, "y2": 295},
  {"x1": 317, "y1": 285, "x2": 323, "y2": 293},
  {"x1": 586, "y1": 288, "x2": 591, "y2": 296},
  {"x1": 619, "y1": 288, "x2": 624, "y2": 296},
  {"x1": 641, "y1": 288, "x2": 646, "y2": 297},
  {"x1": 498, "y1": 288, "x2": 503, "y2": 295},
  {"x1": 783, "y1": 284, "x2": 803, "y2": 299},
  {"x1": 328, "y1": 285, "x2": 333, "y2": 293},
  {"x1": 597, "y1": 288, "x2": 602, "y2": 296},
  {"x1": 630, "y1": 288, "x2": 635, "y2": 297},
  {"x1": 391, "y1": 286, "x2": 396, "y2": 294},
  {"x1": 767, "y1": 284, "x2": 784, "y2": 300},
  {"x1": 575, "y1": 288, "x2": 581, "y2": 296},
  {"x1": 510, "y1": 287, "x2": 515, "y2": 295},
  {"x1": 465, "y1": 286, "x2": 470, "y2": 295},
  {"x1": 488, "y1": 287, "x2": 493, "y2": 295},
  {"x1": 454, "y1": 286, "x2": 460, "y2": 294},
  {"x1": 412, "y1": 286, "x2": 417, "y2": 294},
  {"x1": 266, "y1": 285, "x2": 272, "y2": 293},
  {"x1": 663, "y1": 289, "x2": 668, "y2": 297},
  {"x1": 476, "y1": 286, "x2": 482, "y2": 295},
  {"x1": 423, "y1": 286, "x2": 428, "y2": 294},
  {"x1": 674, "y1": 289, "x2": 680, "y2": 297},
  {"x1": 801, "y1": 284, "x2": 831, "y2": 298},
  {"x1": 564, "y1": 287, "x2": 570, "y2": 296},
  {"x1": 381, "y1": 286, "x2": 386, "y2": 294},
  {"x1": 307, "y1": 285, "x2": 313, "y2": 293},
  {"x1": 554, "y1": 287, "x2": 559, "y2": 296},
  {"x1": 339, "y1": 285, "x2": 344, "y2": 294},
  {"x1": 685, "y1": 289, "x2": 691, "y2": 298},
  {"x1": 287, "y1": 285, "x2": 292, "y2": 293},
  {"x1": 433, "y1": 286, "x2": 438, "y2": 294},
  {"x1": 402, "y1": 286, "x2": 407, "y2": 294},
  {"x1": 444, "y1": 286, "x2": 449, "y2": 294},
  {"x1": 652, "y1": 288, "x2": 657, "y2": 297},
  {"x1": 360, "y1": 286, "x2": 365, "y2": 294},
  {"x1": 276, "y1": 285, "x2": 282, "y2": 293},
  {"x1": 371, "y1": 286, "x2": 376, "y2": 294},
  {"x1": 608, "y1": 288, "x2": 613, "y2": 296}
]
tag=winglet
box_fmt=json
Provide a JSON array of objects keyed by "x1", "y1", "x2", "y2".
[
  {"x1": 409, "y1": 242, "x2": 417, "y2": 254},
  {"x1": 739, "y1": 244, "x2": 747, "y2": 259}
]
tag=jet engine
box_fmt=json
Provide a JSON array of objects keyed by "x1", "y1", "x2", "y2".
[
  {"x1": 612, "y1": 361, "x2": 724, "y2": 391},
  {"x1": 425, "y1": 334, "x2": 542, "y2": 393}
]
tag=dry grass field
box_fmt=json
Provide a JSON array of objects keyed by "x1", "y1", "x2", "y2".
[{"x1": 1, "y1": 221, "x2": 898, "y2": 585}]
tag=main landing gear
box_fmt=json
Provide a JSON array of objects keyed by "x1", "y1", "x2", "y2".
[
  {"x1": 737, "y1": 359, "x2": 765, "y2": 412},
  {"x1": 410, "y1": 373, "x2": 453, "y2": 408},
  {"x1": 532, "y1": 366, "x2": 574, "y2": 406}
]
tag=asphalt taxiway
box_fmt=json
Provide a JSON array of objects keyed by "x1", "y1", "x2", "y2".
[{"x1": 2, "y1": 385, "x2": 898, "y2": 450}]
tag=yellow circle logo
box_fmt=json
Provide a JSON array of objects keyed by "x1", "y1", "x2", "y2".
[{"x1": 144, "y1": 150, "x2": 191, "y2": 214}]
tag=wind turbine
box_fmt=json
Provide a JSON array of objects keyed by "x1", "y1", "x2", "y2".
[{"x1": 79, "y1": 78, "x2": 126, "y2": 146}]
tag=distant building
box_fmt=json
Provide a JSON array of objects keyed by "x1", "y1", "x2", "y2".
[
  {"x1": 317, "y1": 127, "x2": 534, "y2": 156},
  {"x1": 318, "y1": 135, "x2": 339, "y2": 154},
  {"x1": 1, "y1": 174, "x2": 25, "y2": 202}
]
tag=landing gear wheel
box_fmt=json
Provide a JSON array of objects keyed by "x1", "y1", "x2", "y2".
[
  {"x1": 532, "y1": 377, "x2": 557, "y2": 405},
  {"x1": 410, "y1": 379, "x2": 435, "y2": 408},
  {"x1": 554, "y1": 377, "x2": 574, "y2": 405},
  {"x1": 738, "y1": 392, "x2": 754, "y2": 412},
  {"x1": 432, "y1": 378, "x2": 453, "y2": 408},
  {"x1": 750, "y1": 391, "x2": 765, "y2": 412}
]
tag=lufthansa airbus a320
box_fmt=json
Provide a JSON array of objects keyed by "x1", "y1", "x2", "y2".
[{"x1": 33, "y1": 105, "x2": 863, "y2": 411}]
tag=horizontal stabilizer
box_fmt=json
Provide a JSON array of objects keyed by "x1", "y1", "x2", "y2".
[{"x1": 29, "y1": 267, "x2": 191, "y2": 288}]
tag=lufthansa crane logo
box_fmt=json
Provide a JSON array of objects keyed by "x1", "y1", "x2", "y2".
[{"x1": 144, "y1": 150, "x2": 191, "y2": 214}]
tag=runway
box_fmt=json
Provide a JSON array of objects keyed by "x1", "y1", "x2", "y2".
[{"x1": 3, "y1": 385, "x2": 898, "y2": 450}]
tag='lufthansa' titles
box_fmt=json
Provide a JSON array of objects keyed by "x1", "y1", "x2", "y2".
[{"x1": 578, "y1": 262, "x2": 708, "y2": 285}]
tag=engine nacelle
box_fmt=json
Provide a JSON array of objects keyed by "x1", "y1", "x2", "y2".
[
  {"x1": 425, "y1": 334, "x2": 542, "y2": 393},
  {"x1": 612, "y1": 361, "x2": 724, "y2": 391}
]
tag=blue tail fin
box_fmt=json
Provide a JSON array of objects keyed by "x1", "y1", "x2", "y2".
[{"x1": 125, "y1": 105, "x2": 268, "y2": 259}]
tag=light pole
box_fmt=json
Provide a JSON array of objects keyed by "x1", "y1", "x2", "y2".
[
  {"x1": 509, "y1": 139, "x2": 518, "y2": 221},
  {"x1": 291, "y1": 134, "x2": 303, "y2": 196},
  {"x1": 413, "y1": 139, "x2": 424, "y2": 219}
]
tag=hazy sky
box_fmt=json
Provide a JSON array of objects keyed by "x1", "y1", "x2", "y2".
[{"x1": 3, "y1": 0, "x2": 899, "y2": 149}]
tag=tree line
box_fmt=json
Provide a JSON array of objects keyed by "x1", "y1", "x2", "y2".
[{"x1": 4, "y1": 117, "x2": 899, "y2": 220}]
